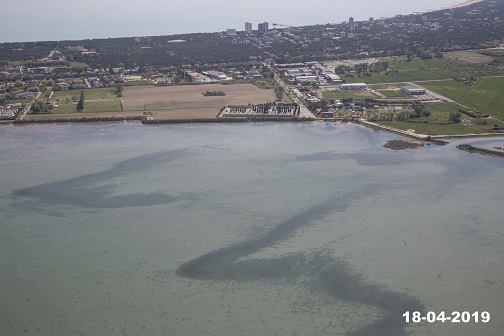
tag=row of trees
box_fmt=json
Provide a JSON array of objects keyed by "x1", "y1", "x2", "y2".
[{"x1": 76, "y1": 90, "x2": 84, "y2": 112}]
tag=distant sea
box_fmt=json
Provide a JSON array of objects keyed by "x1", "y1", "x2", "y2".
[{"x1": 2, "y1": 0, "x2": 464, "y2": 43}]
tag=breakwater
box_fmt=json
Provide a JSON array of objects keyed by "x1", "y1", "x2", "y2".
[{"x1": 457, "y1": 144, "x2": 504, "y2": 158}]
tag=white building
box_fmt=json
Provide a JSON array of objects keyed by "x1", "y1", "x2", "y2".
[
  {"x1": 340, "y1": 83, "x2": 368, "y2": 90},
  {"x1": 324, "y1": 73, "x2": 342, "y2": 83},
  {"x1": 401, "y1": 86, "x2": 426, "y2": 95},
  {"x1": 203, "y1": 71, "x2": 228, "y2": 81}
]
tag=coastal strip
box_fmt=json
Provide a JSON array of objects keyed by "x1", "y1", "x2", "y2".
[
  {"x1": 10, "y1": 114, "x2": 504, "y2": 149},
  {"x1": 449, "y1": 0, "x2": 483, "y2": 10},
  {"x1": 11, "y1": 116, "x2": 316, "y2": 125}
]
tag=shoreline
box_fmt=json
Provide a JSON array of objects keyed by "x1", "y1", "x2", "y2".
[
  {"x1": 8, "y1": 116, "x2": 504, "y2": 142},
  {"x1": 448, "y1": 0, "x2": 483, "y2": 9}
]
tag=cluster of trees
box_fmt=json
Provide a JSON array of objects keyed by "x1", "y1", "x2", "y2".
[
  {"x1": 202, "y1": 90, "x2": 225, "y2": 96},
  {"x1": 1, "y1": 0, "x2": 503, "y2": 74},
  {"x1": 458, "y1": 108, "x2": 488, "y2": 119},
  {"x1": 274, "y1": 86, "x2": 284, "y2": 100},
  {"x1": 30, "y1": 100, "x2": 52, "y2": 113},
  {"x1": 176, "y1": 69, "x2": 193, "y2": 83},
  {"x1": 334, "y1": 61, "x2": 393, "y2": 77},
  {"x1": 308, "y1": 100, "x2": 329, "y2": 112},
  {"x1": 406, "y1": 48, "x2": 443, "y2": 61},
  {"x1": 411, "y1": 104, "x2": 431, "y2": 118},
  {"x1": 114, "y1": 84, "x2": 123, "y2": 97},
  {"x1": 449, "y1": 111, "x2": 462, "y2": 123}
]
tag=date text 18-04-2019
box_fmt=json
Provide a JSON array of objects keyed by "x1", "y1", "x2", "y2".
[{"x1": 403, "y1": 311, "x2": 490, "y2": 323}]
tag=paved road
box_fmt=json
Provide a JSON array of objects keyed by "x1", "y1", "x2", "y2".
[
  {"x1": 17, "y1": 92, "x2": 42, "y2": 121},
  {"x1": 272, "y1": 70, "x2": 316, "y2": 119}
]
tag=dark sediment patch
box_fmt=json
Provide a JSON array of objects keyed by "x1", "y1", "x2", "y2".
[
  {"x1": 297, "y1": 151, "x2": 404, "y2": 166},
  {"x1": 12, "y1": 148, "x2": 196, "y2": 208},
  {"x1": 296, "y1": 151, "x2": 344, "y2": 161},
  {"x1": 176, "y1": 184, "x2": 425, "y2": 336},
  {"x1": 346, "y1": 153, "x2": 405, "y2": 166},
  {"x1": 384, "y1": 140, "x2": 424, "y2": 150}
]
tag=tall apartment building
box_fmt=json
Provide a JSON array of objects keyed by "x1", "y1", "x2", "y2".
[
  {"x1": 258, "y1": 21, "x2": 269, "y2": 34},
  {"x1": 245, "y1": 22, "x2": 253, "y2": 34}
]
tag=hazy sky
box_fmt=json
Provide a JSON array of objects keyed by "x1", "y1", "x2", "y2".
[{"x1": 1, "y1": 0, "x2": 461, "y2": 42}]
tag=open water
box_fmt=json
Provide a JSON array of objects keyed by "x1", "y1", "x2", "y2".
[
  {"x1": 0, "y1": 122, "x2": 503, "y2": 336},
  {"x1": 2, "y1": 0, "x2": 464, "y2": 42}
]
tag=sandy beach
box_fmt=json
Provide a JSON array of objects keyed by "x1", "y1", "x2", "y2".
[{"x1": 449, "y1": 0, "x2": 482, "y2": 9}]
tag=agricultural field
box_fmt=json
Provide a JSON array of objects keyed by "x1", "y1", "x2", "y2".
[
  {"x1": 121, "y1": 83, "x2": 279, "y2": 119},
  {"x1": 443, "y1": 51, "x2": 494, "y2": 64},
  {"x1": 457, "y1": 77, "x2": 504, "y2": 121},
  {"x1": 418, "y1": 77, "x2": 504, "y2": 121}
]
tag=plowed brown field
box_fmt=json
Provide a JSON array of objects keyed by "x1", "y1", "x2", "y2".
[{"x1": 121, "y1": 84, "x2": 277, "y2": 119}]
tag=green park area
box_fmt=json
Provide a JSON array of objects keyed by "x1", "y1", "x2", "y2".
[
  {"x1": 46, "y1": 88, "x2": 122, "y2": 114},
  {"x1": 377, "y1": 102, "x2": 504, "y2": 135}
]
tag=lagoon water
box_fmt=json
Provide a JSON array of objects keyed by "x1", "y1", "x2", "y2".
[{"x1": 0, "y1": 122, "x2": 503, "y2": 336}]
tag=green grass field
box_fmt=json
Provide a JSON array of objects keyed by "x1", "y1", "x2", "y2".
[
  {"x1": 369, "y1": 83, "x2": 407, "y2": 90},
  {"x1": 343, "y1": 55, "x2": 504, "y2": 84},
  {"x1": 415, "y1": 80, "x2": 470, "y2": 101},
  {"x1": 418, "y1": 77, "x2": 504, "y2": 120},
  {"x1": 46, "y1": 88, "x2": 121, "y2": 114},
  {"x1": 323, "y1": 91, "x2": 376, "y2": 99},
  {"x1": 7, "y1": 98, "x2": 32, "y2": 104},
  {"x1": 458, "y1": 77, "x2": 504, "y2": 121},
  {"x1": 343, "y1": 57, "x2": 449, "y2": 84},
  {"x1": 376, "y1": 90, "x2": 411, "y2": 98},
  {"x1": 51, "y1": 88, "x2": 117, "y2": 100}
]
